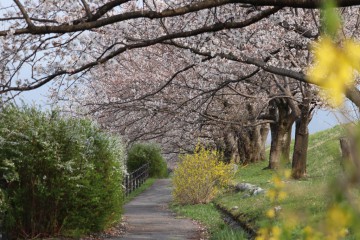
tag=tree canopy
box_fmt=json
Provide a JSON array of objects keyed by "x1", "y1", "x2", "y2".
[
  {"x1": 2, "y1": 0, "x2": 360, "y2": 178},
  {"x1": 1, "y1": 0, "x2": 360, "y2": 104}
]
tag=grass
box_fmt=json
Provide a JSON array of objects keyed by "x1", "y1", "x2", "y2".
[
  {"x1": 171, "y1": 203, "x2": 248, "y2": 240},
  {"x1": 124, "y1": 178, "x2": 156, "y2": 204},
  {"x1": 213, "y1": 124, "x2": 350, "y2": 237},
  {"x1": 171, "y1": 124, "x2": 355, "y2": 239}
]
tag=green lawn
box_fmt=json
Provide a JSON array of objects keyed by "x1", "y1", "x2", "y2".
[{"x1": 214, "y1": 124, "x2": 351, "y2": 238}]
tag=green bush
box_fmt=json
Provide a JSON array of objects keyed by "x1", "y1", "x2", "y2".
[
  {"x1": 127, "y1": 143, "x2": 167, "y2": 178},
  {"x1": 0, "y1": 105, "x2": 124, "y2": 239}
]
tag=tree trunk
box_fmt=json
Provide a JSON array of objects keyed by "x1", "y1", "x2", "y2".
[
  {"x1": 281, "y1": 129, "x2": 292, "y2": 164},
  {"x1": 238, "y1": 129, "x2": 253, "y2": 164},
  {"x1": 345, "y1": 87, "x2": 360, "y2": 110},
  {"x1": 291, "y1": 119, "x2": 309, "y2": 179},
  {"x1": 291, "y1": 90, "x2": 313, "y2": 179},
  {"x1": 237, "y1": 103, "x2": 268, "y2": 165},
  {"x1": 339, "y1": 136, "x2": 360, "y2": 184},
  {"x1": 238, "y1": 124, "x2": 266, "y2": 164},
  {"x1": 259, "y1": 124, "x2": 270, "y2": 161},
  {"x1": 268, "y1": 100, "x2": 294, "y2": 169},
  {"x1": 339, "y1": 137, "x2": 353, "y2": 164},
  {"x1": 269, "y1": 122, "x2": 292, "y2": 168},
  {"x1": 223, "y1": 131, "x2": 240, "y2": 163}
]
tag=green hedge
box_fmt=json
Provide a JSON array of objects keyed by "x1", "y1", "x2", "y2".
[
  {"x1": 0, "y1": 106, "x2": 124, "y2": 238},
  {"x1": 127, "y1": 143, "x2": 167, "y2": 178}
]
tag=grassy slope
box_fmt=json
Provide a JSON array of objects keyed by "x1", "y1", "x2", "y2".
[{"x1": 214, "y1": 124, "x2": 347, "y2": 233}]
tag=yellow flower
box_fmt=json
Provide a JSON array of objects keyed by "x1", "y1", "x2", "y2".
[
  {"x1": 266, "y1": 208, "x2": 276, "y2": 218},
  {"x1": 327, "y1": 204, "x2": 351, "y2": 228},
  {"x1": 255, "y1": 235, "x2": 266, "y2": 240},
  {"x1": 256, "y1": 228, "x2": 269, "y2": 240},
  {"x1": 272, "y1": 176, "x2": 285, "y2": 188},
  {"x1": 266, "y1": 189, "x2": 277, "y2": 201},
  {"x1": 271, "y1": 226, "x2": 282, "y2": 238},
  {"x1": 278, "y1": 191, "x2": 287, "y2": 201},
  {"x1": 344, "y1": 39, "x2": 360, "y2": 70},
  {"x1": 307, "y1": 36, "x2": 360, "y2": 106},
  {"x1": 303, "y1": 226, "x2": 318, "y2": 240}
]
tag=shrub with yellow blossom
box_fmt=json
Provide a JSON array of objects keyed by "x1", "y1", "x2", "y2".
[{"x1": 172, "y1": 145, "x2": 233, "y2": 205}]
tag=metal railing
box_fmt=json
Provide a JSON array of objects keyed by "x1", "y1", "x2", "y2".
[{"x1": 123, "y1": 163, "x2": 149, "y2": 196}]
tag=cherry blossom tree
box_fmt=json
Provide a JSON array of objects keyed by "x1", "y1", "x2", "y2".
[
  {"x1": 1, "y1": 0, "x2": 360, "y2": 101},
  {"x1": 60, "y1": 43, "x2": 271, "y2": 163},
  {"x1": 2, "y1": 1, "x2": 360, "y2": 178},
  {"x1": 39, "y1": 2, "x2": 355, "y2": 175}
]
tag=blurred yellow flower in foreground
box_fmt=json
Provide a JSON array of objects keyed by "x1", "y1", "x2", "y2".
[
  {"x1": 266, "y1": 208, "x2": 276, "y2": 218},
  {"x1": 307, "y1": 36, "x2": 360, "y2": 106}
]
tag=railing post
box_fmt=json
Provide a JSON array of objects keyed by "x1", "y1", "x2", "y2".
[
  {"x1": 123, "y1": 162, "x2": 150, "y2": 197},
  {"x1": 128, "y1": 174, "x2": 130, "y2": 195}
]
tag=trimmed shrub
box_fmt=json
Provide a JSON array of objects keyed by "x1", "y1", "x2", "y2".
[
  {"x1": 127, "y1": 143, "x2": 167, "y2": 178},
  {"x1": 173, "y1": 145, "x2": 233, "y2": 205},
  {"x1": 0, "y1": 105, "x2": 124, "y2": 239}
]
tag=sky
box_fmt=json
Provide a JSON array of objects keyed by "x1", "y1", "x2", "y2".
[
  {"x1": 14, "y1": 84, "x2": 52, "y2": 109},
  {"x1": 309, "y1": 109, "x2": 346, "y2": 133}
]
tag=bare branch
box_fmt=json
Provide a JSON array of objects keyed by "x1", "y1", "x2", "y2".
[
  {"x1": 13, "y1": 0, "x2": 35, "y2": 28},
  {"x1": 0, "y1": 17, "x2": 57, "y2": 23},
  {"x1": 82, "y1": 0, "x2": 131, "y2": 22},
  {"x1": 2, "y1": 2, "x2": 281, "y2": 36},
  {"x1": 79, "y1": 0, "x2": 93, "y2": 19}
]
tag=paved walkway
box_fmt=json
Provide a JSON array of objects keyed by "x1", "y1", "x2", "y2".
[{"x1": 118, "y1": 179, "x2": 204, "y2": 240}]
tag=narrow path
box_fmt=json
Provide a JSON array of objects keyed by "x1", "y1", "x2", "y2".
[{"x1": 117, "y1": 179, "x2": 204, "y2": 240}]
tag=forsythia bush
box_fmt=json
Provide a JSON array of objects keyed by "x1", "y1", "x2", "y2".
[{"x1": 172, "y1": 145, "x2": 233, "y2": 205}]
